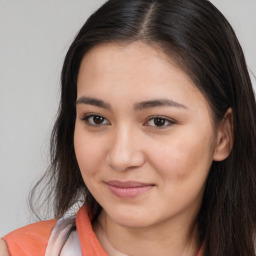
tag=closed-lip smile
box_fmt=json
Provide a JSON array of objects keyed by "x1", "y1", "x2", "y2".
[{"x1": 105, "y1": 180, "x2": 155, "y2": 198}]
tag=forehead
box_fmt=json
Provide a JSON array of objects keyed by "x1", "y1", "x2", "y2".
[
  {"x1": 80, "y1": 41, "x2": 177, "y2": 72},
  {"x1": 76, "y1": 41, "x2": 215, "y2": 126},
  {"x1": 77, "y1": 41, "x2": 198, "y2": 95},
  {"x1": 77, "y1": 42, "x2": 212, "y2": 112}
]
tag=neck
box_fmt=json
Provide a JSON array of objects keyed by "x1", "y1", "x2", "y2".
[{"x1": 93, "y1": 211, "x2": 200, "y2": 256}]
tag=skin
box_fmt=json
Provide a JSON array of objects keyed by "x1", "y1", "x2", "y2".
[
  {"x1": 0, "y1": 239, "x2": 9, "y2": 256},
  {"x1": 74, "y1": 41, "x2": 232, "y2": 256}
]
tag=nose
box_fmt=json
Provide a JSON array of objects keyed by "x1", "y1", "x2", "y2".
[{"x1": 106, "y1": 125, "x2": 145, "y2": 172}]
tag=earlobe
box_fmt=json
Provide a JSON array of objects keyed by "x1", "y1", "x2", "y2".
[{"x1": 213, "y1": 108, "x2": 233, "y2": 161}]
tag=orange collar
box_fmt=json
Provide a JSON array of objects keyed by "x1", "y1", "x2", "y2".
[
  {"x1": 76, "y1": 206, "x2": 108, "y2": 256},
  {"x1": 76, "y1": 205, "x2": 203, "y2": 256}
]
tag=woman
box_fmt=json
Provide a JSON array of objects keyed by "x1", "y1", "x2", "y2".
[{"x1": 1, "y1": 0, "x2": 256, "y2": 255}]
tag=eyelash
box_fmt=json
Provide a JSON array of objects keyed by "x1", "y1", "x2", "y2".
[
  {"x1": 145, "y1": 116, "x2": 175, "y2": 128},
  {"x1": 81, "y1": 114, "x2": 175, "y2": 128},
  {"x1": 81, "y1": 114, "x2": 110, "y2": 126}
]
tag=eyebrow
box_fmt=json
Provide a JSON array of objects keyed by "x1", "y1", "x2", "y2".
[
  {"x1": 134, "y1": 99, "x2": 188, "y2": 111},
  {"x1": 76, "y1": 96, "x2": 111, "y2": 110},
  {"x1": 76, "y1": 96, "x2": 187, "y2": 111}
]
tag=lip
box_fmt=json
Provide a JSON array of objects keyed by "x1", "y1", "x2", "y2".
[{"x1": 105, "y1": 180, "x2": 154, "y2": 198}]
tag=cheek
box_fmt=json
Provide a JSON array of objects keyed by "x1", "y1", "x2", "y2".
[
  {"x1": 74, "y1": 124, "x2": 106, "y2": 177},
  {"x1": 148, "y1": 129, "x2": 214, "y2": 181}
]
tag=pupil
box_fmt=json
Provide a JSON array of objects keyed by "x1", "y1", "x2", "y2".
[
  {"x1": 93, "y1": 116, "x2": 104, "y2": 124},
  {"x1": 154, "y1": 118, "x2": 165, "y2": 126}
]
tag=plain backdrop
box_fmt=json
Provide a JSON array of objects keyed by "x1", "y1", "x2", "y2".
[{"x1": 0, "y1": 0, "x2": 255, "y2": 237}]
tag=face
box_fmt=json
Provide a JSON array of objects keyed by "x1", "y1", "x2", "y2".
[{"x1": 74, "y1": 41, "x2": 219, "y2": 229}]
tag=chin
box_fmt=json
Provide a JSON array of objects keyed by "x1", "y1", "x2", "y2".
[
  {"x1": 114, "y1": 216, "x2": 152, "y2": 228},
  {"x1": 105, "y1": 206, "x2": 154, "y2": 228}
]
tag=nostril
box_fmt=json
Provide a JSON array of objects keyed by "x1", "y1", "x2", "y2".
[{"x1": 106, "y1": 149, "x2": 145, "y2": 172}]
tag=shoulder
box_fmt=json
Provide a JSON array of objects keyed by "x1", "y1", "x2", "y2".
[
  {"x1": 0, "y1": 239, "x2": 9, "y2": 256},
  {"x1": 2, "y1": 219, "x2": 57, "y2": 256}
]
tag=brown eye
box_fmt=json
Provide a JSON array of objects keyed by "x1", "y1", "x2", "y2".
[
  {"x1": 82, "y1": 114, "x2": 110, "y2": 126},
  {"x1": 93, "y1": 115, "x2": 105, "y2": 124},
  {"x1": 154, "y1": 118, "x2": 166, "y2": 126},
  {"x1": 145, "y1": 116, "x2": 174, "y2": 128}
]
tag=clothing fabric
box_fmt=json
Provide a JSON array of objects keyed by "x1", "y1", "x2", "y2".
[
  {"x1": 3, "y1": 206, "x2": 107, "y2": 256},
  {"x1": 3, "y1": 219, "x2": 57, "y2": 256},
  {"x1": 45, "y1": 217, "x2": 82, "y2": 255},
  {"x1": 3, "y1": 205, "x2": 203, "y2": 256}
]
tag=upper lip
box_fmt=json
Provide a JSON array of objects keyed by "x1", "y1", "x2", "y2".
[{"x1": 105, "y1": 180, "x2": 154, "y2": 188}]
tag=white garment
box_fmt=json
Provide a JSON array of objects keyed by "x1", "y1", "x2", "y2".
[{"x1": 45, "y1": 217, "x2": 82, "y2": 256}]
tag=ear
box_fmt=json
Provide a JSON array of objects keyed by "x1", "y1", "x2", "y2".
[{"x1": 213, "y1": 108, "x2": 233, "y2": 161}]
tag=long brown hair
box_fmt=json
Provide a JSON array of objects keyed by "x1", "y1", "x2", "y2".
[{"x1": 30, "y1": 0, "x2": 256, "y2": 255}]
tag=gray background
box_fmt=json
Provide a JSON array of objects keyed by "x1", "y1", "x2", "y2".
[{"x1": 0, "y1": 0, "x2": 255, "y2": 237}]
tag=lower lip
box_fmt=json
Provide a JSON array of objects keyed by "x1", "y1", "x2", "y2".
[{"x1": 106, "y1": 184, "x2": 153, "y2": 198}]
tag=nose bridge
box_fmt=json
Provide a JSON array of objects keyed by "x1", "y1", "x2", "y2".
[{"x1": 107, "y1": 123, "x2": 144, "y2": 171}]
